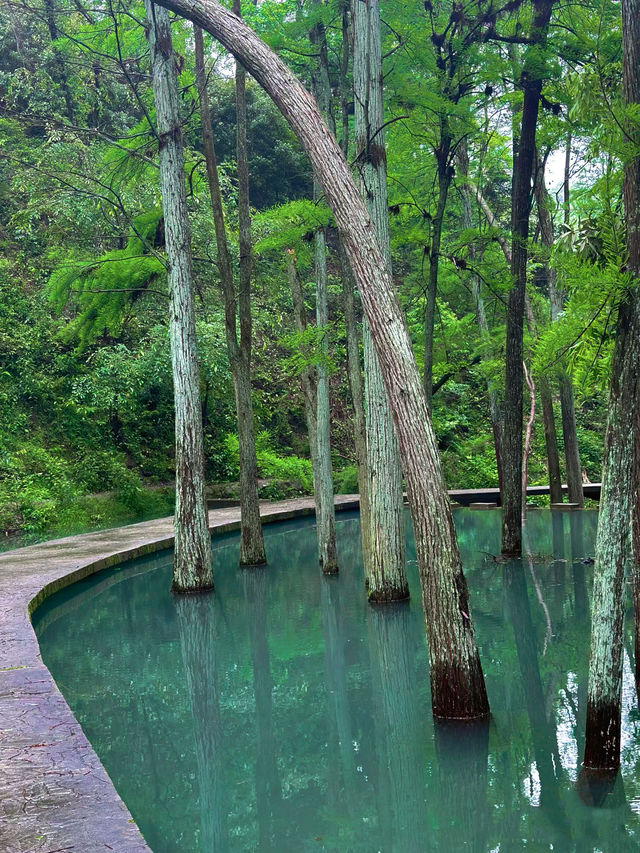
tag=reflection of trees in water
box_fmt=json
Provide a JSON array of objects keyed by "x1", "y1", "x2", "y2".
[
  {"x1": 434, "y1": 716, "x2": 490, "y2": 853},
  {"x1": 243, "y1": 567, "x2": 283, "y2": 852},
  {"x1": 321, "y1": 577, "x2": 357, "y2": 808},
  {"x1": 502, "y1": 561, "x2": 570, "y2": 844},
  {"x1": 367, "y1": 604, "x2": 428, "y2": 852},
  {"x1": 175, "y1": 594, "x2": 227, "y2": 853}
]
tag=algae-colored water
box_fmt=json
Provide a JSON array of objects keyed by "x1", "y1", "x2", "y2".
[{"x1": 33, "y1": 509, "x2": 640, "y2": 852}]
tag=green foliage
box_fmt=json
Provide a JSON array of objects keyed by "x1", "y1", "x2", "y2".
[
  {"x1": 224, "y1": 432, "x2": 313, "y2": 492},
  {"x1": 47, "y1": 210, "x2": 165, "y2": 348}
]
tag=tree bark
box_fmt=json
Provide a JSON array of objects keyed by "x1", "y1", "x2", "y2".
[
  {"x1": 194, "y1": 25, "x2": 266, "y2": 566},
  {"x1": 154, "y1": 0, "x2": 489, "y2": 719},
  {"x1": 502, "y1": 0, "x2": 554, "y2": 556},
  {"x1": 352, "y1": 0, "x2": 408, "y2": 604},
  {"x1": 144, "y1": 0, "x2": 212, "y2": 592},
  {"x1": 309, "y1": 9, "x2": 338, "y2": 573},
  {"x1": 584, "y1": 0, "x2": 640, "y2": 771}
]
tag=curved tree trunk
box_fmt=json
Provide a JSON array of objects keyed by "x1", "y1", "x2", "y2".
[
  {"x1": 154, "y1": 0, "x2": 488, "y2": 719},
  {"x1": 144, "y1": 0, "x2": 212, "y2": 592},
  {"x1": 352, "y1": 0, "x2": 407, "y2": 604},
  {"x1": 584, "y1": 0, "x2": 640, "y2": 771},
  {"x1": 194, "y1": 25, "x2": 266, "y2": 567}
]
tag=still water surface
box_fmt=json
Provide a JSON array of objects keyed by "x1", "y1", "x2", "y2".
[{"x1": 33, "y1": 509, "x2": 640, "y2": 851}]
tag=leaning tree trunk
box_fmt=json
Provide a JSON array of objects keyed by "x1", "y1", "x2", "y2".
[
  {"x1": 351, "y1": 0, "x2": 407, "y2": 604},
  {"x1": 144, "y1": 0, "x2": 212, "y2": 592},
  {"x1": 194, "y1": 25, "x2": 266, "y2": 566},
  {"x1": 502, "y1": 0, "x2": 555, "y2": 556},
  {"x1": 155, "y1": 0, "x2": 488, "y2": 719},
  {"x1": 584, "y1": 0, "x2": 640, "y2": 772},
  {"x1": 308, "y1": 9, "x2": 338, "y2": 573}
]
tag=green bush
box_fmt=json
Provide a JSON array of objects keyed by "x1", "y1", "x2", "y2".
[{"x1": 334, "y1": 464, "x2": 359, "y2": 494}]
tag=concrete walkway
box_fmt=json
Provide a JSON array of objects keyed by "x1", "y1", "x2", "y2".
[{"x1": 0, "y1": 495, "x2": 359, "y2": 853}]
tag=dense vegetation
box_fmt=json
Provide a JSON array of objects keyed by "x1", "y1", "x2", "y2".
[{"x1": 0, "y1": 0, "x2": 624, "y2": 540}]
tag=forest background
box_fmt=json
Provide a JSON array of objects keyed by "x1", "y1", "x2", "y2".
[{"x1": 0, "y1": 0, "x2": 623, "y2": 540}]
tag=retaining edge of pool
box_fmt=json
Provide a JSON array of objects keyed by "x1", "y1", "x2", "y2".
[{"x1": 0, "y1": 495, "x2": 359, "y2": 853}]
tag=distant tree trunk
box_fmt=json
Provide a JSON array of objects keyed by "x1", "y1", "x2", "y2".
[
  {"x1": 335, "y1": 4, "x2": 371, "y2": 573},
  {"x1": 424, "y1": 121, "x2": 453, "y2": 407},
  {"x1": 194, "y1": 25, "x2": 265, "y2": 567},
  {"x1": 352, "y1": 0, "x2": 408, "y2": 603},
  {"x1": 584, "y1": 0, "x2": 640, "y2": 771},
  {"x1": 534, "y1": 151, "x2": 583, "y2": 506},
  {"x1": 339, "y1": 240, "x2": 371, "y2": 568},
  {"x1": 43, "y1": 0, "x2": 75, "y2": 123},
  {"x1": 144, "y1": 0, "x2": 212, "y2": 592},
  {"x1": 502, "y1": 0, "x2": 554, "y2": 556},
  {"x1": 155, "y1": 0, "x2": 489, "y2": 719},
  {"x1": 309, "y1": 9, "x2": 338, "y2": 573},
  {"x1": 522, "y1": 362, "x2": 535, "y2": 519},
  {"x1": 457, "y1": 147, "x2": 503, "y2": 492}
]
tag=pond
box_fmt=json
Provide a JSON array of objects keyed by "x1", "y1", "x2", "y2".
[{"x1": 33, "y1": 508, "x2": 640, "y2": 852}]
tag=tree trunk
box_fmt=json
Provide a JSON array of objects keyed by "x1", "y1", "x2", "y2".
[
  {"x1": 309, "y1": 10, "x2": 338, "y2": 573},
  {"x1": 534, "y1": 150, "x2": 583, "y2": 506},
  {"x1": 288, "y1": 251, "x2": 336, "y2": 571},
  {"x1": 352, "y1": 0, "x2": 408, "y2": 604},
  {"x1": 194, "y1": 25, "x2": 266, "y2": 567},
  {"x1": 155, "y1": 0, "x2": 489, "y2": 719},
  {"x1": 539, "y1": 379, "x2": 563, "y2": 504},
  {"x1": 424, "y1": 124, "x2": 453, "y2": 407},
  {"x1": 584, "y1": 0, "x2": 640, "y2": 772},
  {"x1": 458, "y1": 146, "x2": 503, "y2": 493},
  {"x1": 231, "y1": 1, "x2": 268, "y2": 566},
  {"x1": 502, "y1": 0, "x2": 554, "y2": 556},
  {"x1": 144, "y1": 0, "x2": 212, "y2": 592},
  {"x1": 338, "y1": 239, "x2": 372, "y2": 570}
]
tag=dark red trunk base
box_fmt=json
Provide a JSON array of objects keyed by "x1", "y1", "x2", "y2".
[
  {"x1": 576, "y1": 766, "x2": 624, "y2": 808},
  {"x1": 171, "y1": 582, "x2": 215, "y2": 595},
  {"x1": 239, "y1": 558, "x2": 268, "y2": 568},
  {"x1": 430, "y1": 657, "x2": 490, "y2": 720},
  {"x1": 367, "y1": 583, "x2": 410, "y2": 605},
  {"x1": 321, "y1": 565, "x2": 339, "y2": 575},
  {"x1": 583, "y1": 700, "x2": 622, "y2": 772}
]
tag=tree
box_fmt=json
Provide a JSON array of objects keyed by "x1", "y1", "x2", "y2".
[
  {"x1": 194, "y1": 24, "x2": 266, "y2": 566},
  {"x1": 502, "y1": 0, "x2": 555, "y2": 556},
  {"x1": 352, "y1": 0, "x2": 407, "y2": 603},
  {"x1": 583, "y1": 0, "x2": 640, "y2": 772},
  {"x1": 153, "y1": 0, "x2": 489, "y2": 719},
  {"x1": 143, "y1": 0, "x2": 212, "y2": 592}
]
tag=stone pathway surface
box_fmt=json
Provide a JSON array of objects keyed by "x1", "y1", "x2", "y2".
[{"x1": 0, "y1": 496, "x2": 358, "y2": 853}]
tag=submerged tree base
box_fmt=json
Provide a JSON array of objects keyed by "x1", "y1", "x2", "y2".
[
  {"x1": 431, "y1": 659, "x2": 490, "y2": 720},
  {"x1": 171, "y1": 581, "x2": 215, "y2": 595},
  {"x1": 577, "y1": 766, "x2": 625, "y2": 808},
  {"x1": 583, "y1": 701, "x2": 622, "y2": 772},
  {"x1": 367, "y1": 584, "x2": 410, "y2": 605}
]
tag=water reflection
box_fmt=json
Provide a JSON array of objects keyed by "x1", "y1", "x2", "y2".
[{"x1": 33, "y1": 509, "x2": 640, "y2": 851}]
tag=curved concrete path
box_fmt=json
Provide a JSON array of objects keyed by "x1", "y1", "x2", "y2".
[{"x1": 0, "y1": 495, "x2": 359, "y2": 853}]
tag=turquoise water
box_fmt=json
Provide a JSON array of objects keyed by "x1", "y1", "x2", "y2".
[{"x1": 33, "y1": 509, "x2": 640, "y2": 852}]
